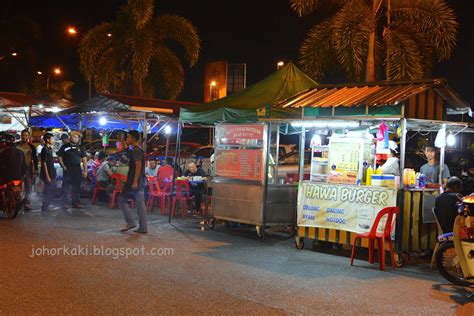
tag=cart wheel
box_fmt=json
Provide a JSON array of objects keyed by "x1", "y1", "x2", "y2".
[
  {"x1": 256, "y1": 225, "x2": 263, "y2": 238},
  {"x1": 287, "y1": 226, "x2": 296, "y2": 237},
  {"x1": 295, "y1": 237, "x2": 304, "y2": 250},
  {"x1": 207, "y1": 218, "x2": 216, "y2": 230},
  {"x1": 394, "y1": 253, "x2": 404, "y2": 268}
]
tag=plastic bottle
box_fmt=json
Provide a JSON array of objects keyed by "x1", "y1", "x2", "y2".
[{"x1": 366, "y1": 166, "x2": 374, "y2": 186}]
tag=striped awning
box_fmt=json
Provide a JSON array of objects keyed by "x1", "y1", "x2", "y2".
[{"x1": 275, "y1": 79, "x2": 471, "y2": 116}]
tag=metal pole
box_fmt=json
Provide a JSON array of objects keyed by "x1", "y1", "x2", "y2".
[
  {"x1": 142, "y1": 117, "x2": 148, "y2": 153},
  {"x1": 298, "y1": 126, "x2": 306, "y2": 182},
  {"x1": 261, "y1": 122, "x2": 272, "y2": 241},
  {"x1": 168, "y1": 121, "x2": 182, "y2": 223},
  {"x1": 439, "y1": 124, "x2": 446, "y2": 188},
  {"x1": 165, "y1": 135, "x2": 170, "y2": 157},
  {"x1": 399, "y1": 118, "x2": 407, "y2": 184},
  {"x1": 88, "y1": 80, "x2": 92, "y2": 99}
]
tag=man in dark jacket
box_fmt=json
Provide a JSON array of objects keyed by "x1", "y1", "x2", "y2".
[
  {"x1": 57, "y1": 131, "x2": 88, "y2": 209},
  {"x1": 40, "y1": 133, "x2": 56, "y2": 212},
  {"x1": 435, "y1": 177, "x2": 463, "y2": 233},
  {"x1": 15, "y1": 129, "x2": 38, "y2": 210}
]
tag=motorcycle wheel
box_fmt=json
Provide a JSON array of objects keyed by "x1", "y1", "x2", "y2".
[
  {"x1": 435, "y1": 241, "x2": 470, "y2": 286},
  {"x1": 2, "y1": 188, "x2": 19, "y2": 219}
]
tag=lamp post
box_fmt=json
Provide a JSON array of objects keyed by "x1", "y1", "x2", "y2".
[
  {"x1": 46, "y1": 67, "x2": 62, "y2": 90},
  {"x1": 277, "y1": 61, "x2": 284, "y2": 70},
  {"x1": 209, "y1": 81, "x2": 217, "y2": 101}
]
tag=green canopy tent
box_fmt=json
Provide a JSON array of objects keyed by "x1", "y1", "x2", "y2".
[{"x1": 179, "y1": 61, "x2": 317, "y2": 124}]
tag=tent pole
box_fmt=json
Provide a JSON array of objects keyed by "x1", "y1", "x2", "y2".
[
  {"x1": 142, "y1": 116, "x2": 148, "y2": 153},
  {"x1": 439, "y1": 123, "x2": 446, "y2": 188},
  {"x1": 399, "y1": 118, "x2": 407, "y2": 184},
  {"x1": 261, "y1": 122, "x2": 272, "y2": 241},
  {"x1": 4, "y1": 109, "x2": 27, "y2": 129},
  {"x1": 55, "y1": 114, "x2": 70, "y2": 131},
  {"x1": 168, "y1": 121, "x2": 182, "y2": 224},
  {"x1": 298, "y1": 108, "x2": 306, "y2": 183},
  {"x1": 148, "y1": 118, "x2": 172, "y2": 144}
]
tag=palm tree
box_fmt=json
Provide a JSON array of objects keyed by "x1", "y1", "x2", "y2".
[
  {"x1": 79, "y1": 0, "x2": 201, "y2": 99},
  {"x1": 290, "y1": 0, "x2": 458, "y2": 82}
]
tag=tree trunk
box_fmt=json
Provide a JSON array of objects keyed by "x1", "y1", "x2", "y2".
[
  {"x1": 365, "y1": 0, "x2": 379, "y2": 82},
  {"x1": 366, "y1": 31, "x2": 376, "y2": 82}
]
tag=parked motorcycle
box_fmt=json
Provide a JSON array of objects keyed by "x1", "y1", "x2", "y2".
[
  {"x1": 436, "y1": 194, "x2": 474, "y2": 286},
  {"x1": 0, "y1": 180, "x2": 23, "y2": 219}
]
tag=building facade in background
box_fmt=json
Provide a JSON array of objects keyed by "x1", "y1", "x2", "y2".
[{"x1": 203, "y1": 61, "x2": 246, "y2": 103}]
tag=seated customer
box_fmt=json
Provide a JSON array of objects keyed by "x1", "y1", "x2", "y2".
[
  {"x1": 145, "y1": 159, "x2": 159, "y2": 177},
  {"x1": 434, "y1": 176, "x2": 463, "y2": 233},
  {"x1": 96, "y1": 156, "x2": 117, "y2": 188},
  {"x1": 114, "y1": 155, "x2": 129, "y2": 187},
  {"x1": 183, "y1": 162, "x2": 208, "y2": 213}
]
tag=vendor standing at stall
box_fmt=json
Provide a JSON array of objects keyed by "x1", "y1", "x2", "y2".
[
  {"x1": 420, "y1": 145, "x2": 450, "y2": 185},
  {"x1": 380, "y1": 141, "x2": 400, "y2": 176},
  {"x1": 58, "y1": 131, "x2": 88, "y2": 209}
]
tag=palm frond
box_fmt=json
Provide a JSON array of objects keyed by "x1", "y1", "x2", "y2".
[
  {"x1": 93, "y1": 49, "x2": 118, "y2": 93},
  {"x1": 127, "y1": 0, "x2": 154, "y2": 30},
  {"x1": 392, "y1": 0, "x2": 457, "y2": 61},
  {"x1": 332, "y1": 0, "x2": 372, "y2": 81},
  {"x1": 289, "y1": 0, "x2": 346, "y2": 16},
  {"x1": 299, "y1": 18, "x2": 335, "y2": 80},
  {"x1": 151, "y1": 45, "x2": 185, "y2": 99},
  {"x1": 131, "y1": 27, "x2": 155, "y2": 88},
  {"x1": 384, "y1": 28, "x2": 424, "y2": 80},
  {"x1": 153, "y1": 14, "x2": 201, "y2": 67},
  {"x1": 78, "y1": 23, "x2": 114, "y2": 81}
]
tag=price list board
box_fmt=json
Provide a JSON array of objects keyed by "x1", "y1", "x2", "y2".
[
  {"x1": 327, "y1": 141, "x2": 360, "y2": 184},
  {"x1": 215, "y1": 149, "x2": 263, "y2": 181}
]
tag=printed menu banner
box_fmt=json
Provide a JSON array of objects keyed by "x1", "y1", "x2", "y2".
[
  {"x1": 215, "y1": 149, "x2": 263, "y2": 181},
  {"x1": 327, "y1": 141, "x2": 360, "y2": 184},
  {"x1": 297, "y1": 182, "x2": 397, "y2": 234}
]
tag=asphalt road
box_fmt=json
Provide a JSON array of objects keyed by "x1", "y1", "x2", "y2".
[{"x1": 0, "y1": 198, "x2": 473, "y2": 315}]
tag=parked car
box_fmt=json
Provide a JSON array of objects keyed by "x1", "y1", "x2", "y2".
[{"x1": 147, "y1": 142, "x2": 201, "y2": 159}]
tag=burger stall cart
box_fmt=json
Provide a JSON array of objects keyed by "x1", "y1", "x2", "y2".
[
  {"x1": 207, "y1": 122, "x2": 297, "y2": 237},
  {"x1": 273, "y1": 79, "x2": 473, "y2": 265}
]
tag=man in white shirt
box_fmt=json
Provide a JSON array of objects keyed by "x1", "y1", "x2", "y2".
[{"x1": 145, "y1": 159, "x2": 159, "y2": 177}]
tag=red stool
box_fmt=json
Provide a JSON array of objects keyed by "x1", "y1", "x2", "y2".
[
  {"x1": 171, "y1": 180, "x2": 193, "y2": 218},
  {"x1": 109, "y1": 174, "x2": 135, "y2": 208},
  {"x1": 91, "y1": 177, "x2": 108, "y2": 204},
  {"x1": 350, "y1": 206, "x2": 399, "y2": 271},
  {"x1": 146, "y1": 176, "x2": 170, "y2": 214}
]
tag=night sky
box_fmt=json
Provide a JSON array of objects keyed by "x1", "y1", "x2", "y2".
[{"x1": 2, "y1": 0, "x2": 473, "y2": 105}]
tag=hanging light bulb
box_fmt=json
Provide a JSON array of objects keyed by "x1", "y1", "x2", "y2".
[{"x1": 446, "y1": 133, "x2": 456, "y2": 146}]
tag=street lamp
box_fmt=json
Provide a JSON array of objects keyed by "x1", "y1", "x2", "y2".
[
  {"x1": 277, "y1": 61, "x2": 284, "y2": 69},
  {"x1": 46, "y1": 67, "x2": 63, "y2": 89},
  {"x1": 107, "y1": 33, "x2": 112, "y2": 37},
  {"x1": 209, "y1": 81, "x2": 217, "y2": 101},
  {"x1": 37, "y1": 71, "x2": 43, "y2": 75},
  {"x1": 11, "y1": 52, "x2": 18, "y2": 57},
  {"x1": 67, "y1": 26, "x2": 78, "y2": 36}
]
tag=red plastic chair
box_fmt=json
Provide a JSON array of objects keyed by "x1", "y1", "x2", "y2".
[
  {"x1": 350, "y1": 206, "x2": 399, "y2": 271},
  {"x1": 109, "y1": 174, "x2": 135, "y2": 208},
  {"x1": 171, "y1": 180, "x2": 193, "y2": 218},
  {"x1": 147, "y1": 176, "x2": 171, "y2": 214},
  {"x1": 91, "y1": 177, "x2": 108, "y2": 204}
]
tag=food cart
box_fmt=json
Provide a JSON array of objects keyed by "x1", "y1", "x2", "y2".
[
  {"x1": 207, "y1": 122, "x2": 297, "y2": 237},
  {"x1": 274, "y1": 79, "x2": 473, "y2": 265}
]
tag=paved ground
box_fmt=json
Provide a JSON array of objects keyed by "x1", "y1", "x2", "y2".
[{"x1": 0, "y1": 197, "x2": 473, "y2": 315}]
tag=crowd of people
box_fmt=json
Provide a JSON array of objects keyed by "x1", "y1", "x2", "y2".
[{"x1": 0, "y1": 129, "x2": 210, "y2": 234}]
